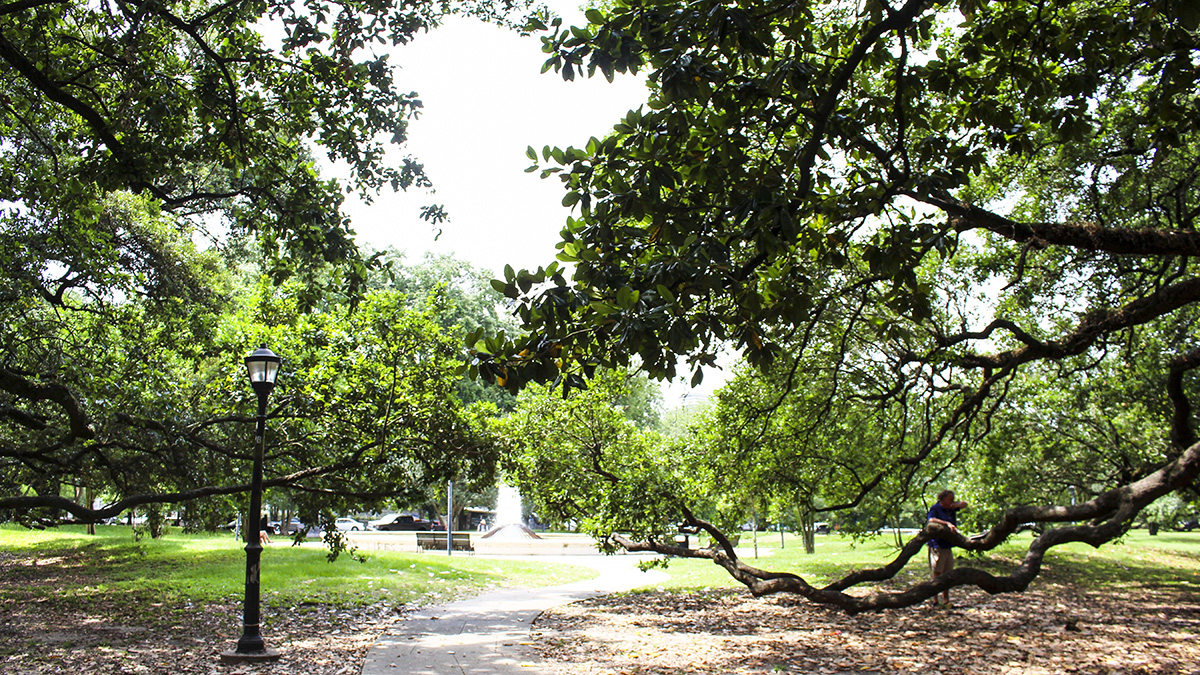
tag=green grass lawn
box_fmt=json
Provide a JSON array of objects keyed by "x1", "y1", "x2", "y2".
[
  {"x1": 643, "y1": 528, "x2": 1200, "y2": 591},
  {"x1": 0, "y1": 524, "x2": 597, "y2": 609},
  {"x1": 4, "y1": 524, "x2": 1196, "y2": 608}
]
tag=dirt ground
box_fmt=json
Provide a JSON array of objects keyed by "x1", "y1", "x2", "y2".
[
  {"x1": 0, "y1": 593, "x2": 392, "y2": 674},
  {"x1": 531, "y1": 582, "x2": 1200, "y2": 675},
  {"x1": 3, "y1": 550, "x2": 1198, "y2": 674}
]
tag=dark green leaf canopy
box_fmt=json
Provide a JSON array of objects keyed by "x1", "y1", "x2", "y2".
[
  {"x1": 0, "y1": 0, "x2": 531, "y2": 298},
  {"x1": 0, "y1": 0, "x2": 536, "y2": 526},
  {"x1": 482, "y1": 0, "x2": 1200, "y2": 389},
  {"x1": 475, "y1": 0, "x2": 1200, "y2": 611}
]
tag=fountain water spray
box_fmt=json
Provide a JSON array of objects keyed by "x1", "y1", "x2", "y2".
[{"x1": 481, "y1": 482, "x2": 541, "y2": 540}]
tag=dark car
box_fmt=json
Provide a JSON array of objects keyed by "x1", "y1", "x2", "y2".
[
  {"x1": 269, "y1": 518, "x2": 305, "y2": 535},
  {"x1": 370, "y1": 513, "x2": 435, "y2": 531}
]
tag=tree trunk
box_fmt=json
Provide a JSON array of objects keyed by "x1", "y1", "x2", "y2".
[
  {"x1": 85, "y1": 487, "x2": 95, "y2": 535},
  {"x1": 797, "y1": 504, "x2": 816, "y2": 554},
  {"x1": 147, "y1": 503, "x2": 165, "y2": 539}
]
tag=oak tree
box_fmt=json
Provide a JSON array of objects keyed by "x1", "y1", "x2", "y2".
[
  {"x1": 0, "y1": 0, "x2": 532, "y2": 525},
  {"x1": 478, "y1": 0, "x2": 1200, "y2": 612}
]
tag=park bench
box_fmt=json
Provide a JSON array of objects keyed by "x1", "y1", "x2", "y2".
[{"x1": 416, "y1": 531, "x2": 474, "y2": 553}]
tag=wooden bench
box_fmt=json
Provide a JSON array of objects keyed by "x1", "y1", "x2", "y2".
[{"x1": 416, "y1": 532, "x2": 474, "y2": 553}]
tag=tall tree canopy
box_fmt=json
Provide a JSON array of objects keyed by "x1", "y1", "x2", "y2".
[
  {"x1": 478, "y1": 0, "x2": 1200, "y2": 612},
  {"x1": 1, "y1": 0, "x2": 531, "y2": 299},
  {"x1": 0, "y1": 274, "x2": 500, "y2": 526},
  {"x1": 0, "y1": 0, "x2": 537, "y2": 524}
]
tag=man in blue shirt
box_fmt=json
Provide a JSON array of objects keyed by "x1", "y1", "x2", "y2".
[{"x1": 927, "y1": 489, "x2": 968, "y2": 606}]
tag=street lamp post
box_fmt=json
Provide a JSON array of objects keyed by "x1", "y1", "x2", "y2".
[{"x1": 221, "y1": 344, "x2": 283, "y2": 664}]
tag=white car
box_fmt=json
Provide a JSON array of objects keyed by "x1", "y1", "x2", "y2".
[{"x1": 335, "y1": 517, "x2": 363, "y2": 532}]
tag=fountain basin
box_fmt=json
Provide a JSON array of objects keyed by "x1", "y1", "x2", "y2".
[{"x1": 344, "y1": 531, "x2": 608, "y2": 555}]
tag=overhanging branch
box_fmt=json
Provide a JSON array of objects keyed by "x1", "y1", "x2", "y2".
[
  {"x1": 607, "y1": 439, "x2": 1200, "y2": 614},
  {"x1": 927, "y1": 197, "x2": 1200, "y2": 257},
  {"x1": 0, "y1": 0, "x2": 67, "y2": 17},
  {"x1": 0, "y1": 366, "x2": 94, "y2": 440},
  {"x1": 0, "y1": 462, "x2": 357, "y2": 521},
  {"x1": 951, "y1": 276, "x2": 1200, "y2": 371}
]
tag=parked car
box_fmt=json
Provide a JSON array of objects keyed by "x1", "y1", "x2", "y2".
[
  {"x1": 269, "y1": 518, "x2": 304, "y2": 535},
  {"x1": 814, "y1": 522, "x2": 831, "y2": 535},
  {"x1": 335, "y1": 517, "x2": 364, "y2": 532},
  {"x1": 369, "y1": 513, "x2": 435, "y2": 531}
]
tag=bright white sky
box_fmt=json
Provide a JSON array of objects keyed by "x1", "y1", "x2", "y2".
[
  {"x1": 341, "y1": 5, "x2": 645, "y2": 274},
  {"x1": 331, "y1": 3, "x2": 729, "y2": 407}
]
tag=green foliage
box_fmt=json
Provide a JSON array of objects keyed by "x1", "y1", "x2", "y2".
[
  {"x1": 0, "y1": 275, "x2": 499, "y2": 528},
  {"x1": 473, "y1": 0, "x2": 1200, "y2": 606},
  {"x1": 1, "y1": 1, "x2": 542, "y2": 529},
  {"x1": 212, "y1": 280, "x2": 501, "y2": 518},
  {"x1": 961, "y1": 360, "x2": 1175, "y2": 531},
  {"x1": 371, "y1": 250, "x2": 519, "y2": 411},
  {"x1": 490, "y1": 371, "x2": 685, "y2": 543},
  {"x1": 363, "y1": 251, "x2": 525, "y2": 519},
  {"x1": 1139, "y1": 494, "x2": 1198, "y2": 531},
  {"x1": 478, "y1": 0, "x2": 1200, "y2": 457},
  {"x1": 0, "y1": 0, "x2": 535, "y2": 299}
]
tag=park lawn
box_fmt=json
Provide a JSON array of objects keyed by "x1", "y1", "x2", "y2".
[
  {"x1": 644, "y1": 528, "x2": 1200, "y2": 592},
  {"x1": 4, "y1": 524, "x2": 1194, "y2": 602},
  {"x1": 0, "y1": 524, "x2": 596, "y2": 609}
]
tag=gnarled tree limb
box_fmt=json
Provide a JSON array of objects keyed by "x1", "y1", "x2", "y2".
[{"x1": 610, "y1": 440, "x2": 1200, "y2": 614}]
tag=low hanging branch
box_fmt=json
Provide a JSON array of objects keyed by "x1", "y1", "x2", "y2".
[
  {"x1": 0, "y1": 462, "x2": 354, "y2": 522},
  {"x1": 0, "y1": 366, "x2": 95, "y2": 440},
  {"x1": 611, "y1": 440, "x2": 1200, "y2": 615}
]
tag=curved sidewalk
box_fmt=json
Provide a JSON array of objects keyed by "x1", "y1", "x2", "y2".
[{"x1": 360, "y1": 555, "x2": 666, "y2": 675}]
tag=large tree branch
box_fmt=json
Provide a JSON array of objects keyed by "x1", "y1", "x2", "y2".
[
  {"x1": 0, "y1": 461, "x2": 360, "y2": 521},
  {"x1": 948, "y1": 276, "x2": 1200, "y2": 371},
  {"x1": 147, "y1": 5, "x2": 246, "y2": 156},
  {"x1": 0, "y1": 0, "x2": 66, "y2": 17},
  {"x1": 0, "y1": 23, "x2": 254, "y2": 209},
  {"x1": 1167, "y1": 346, "x2": 1200, "y2": 450},
  {"x1": 0, "y1": 403, "x2": 48, "y2": 430},
  {"x1": 924, "y1": 196, "x2": 1200, "y2": 256},
  {"x1": 936, "y1": 319, "x2": 1047, "y2": 352},
  {"x1": 795, "y1": 0, "x2": 933, "y2": 198},
  {"x1": 610, "y1": 439, "x2": 1200, "y2": 614},
  {"x1": 0, "y1": 366, "x2": 94, "y2": 440},
  {"x1": 0, "y1": 31, "x2": 163, "y2": 200}
]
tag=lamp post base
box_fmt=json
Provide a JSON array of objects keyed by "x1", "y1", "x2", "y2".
[{"x1": 219, "y1": 648, "x2": 282, "y2": 664}]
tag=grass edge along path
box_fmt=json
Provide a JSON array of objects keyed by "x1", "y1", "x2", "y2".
[{"x1": 0, "y1": 524, "x2": 598, "y2": 610}]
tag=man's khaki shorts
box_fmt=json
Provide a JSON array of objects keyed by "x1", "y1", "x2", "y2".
[{"x1": 929, "y1": 546, "x2": 954, "y2": 574}]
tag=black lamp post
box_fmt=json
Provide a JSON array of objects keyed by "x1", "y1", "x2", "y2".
[{"x1": 221, "y1": 344, "x2": 283, "y2": 664}]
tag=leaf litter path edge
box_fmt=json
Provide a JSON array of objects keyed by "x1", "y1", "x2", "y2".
[{"x1": 361, "y1": 554, "x2": 668, "y2": 675}]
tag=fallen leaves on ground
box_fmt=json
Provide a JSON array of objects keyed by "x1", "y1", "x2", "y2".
[
  {"x1": 532, "y1": 581, "x2": 1200, "y2": 675},
  {"x1": 0, "y1": 593, "x2": 398, "y2": 675},
  {"x1": 4, "y1": 544, "x2": 1199, "y2": 675},
  {"x1": 0, "y1": 552, "x2": 400, "y2": 675}
]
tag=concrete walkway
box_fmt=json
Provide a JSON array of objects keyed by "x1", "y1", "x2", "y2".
[{"x1": 360, "y1": 555, "x2": 667, "y2": 675}]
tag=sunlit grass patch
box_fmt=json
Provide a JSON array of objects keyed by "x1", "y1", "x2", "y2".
[{"x1": 0, "y1": 524, "x2": 596, "y2": 608}]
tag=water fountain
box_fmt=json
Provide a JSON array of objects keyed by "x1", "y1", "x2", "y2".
[{"x1": 480, "y1": 482, "x2": 541, "y2": 540}]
